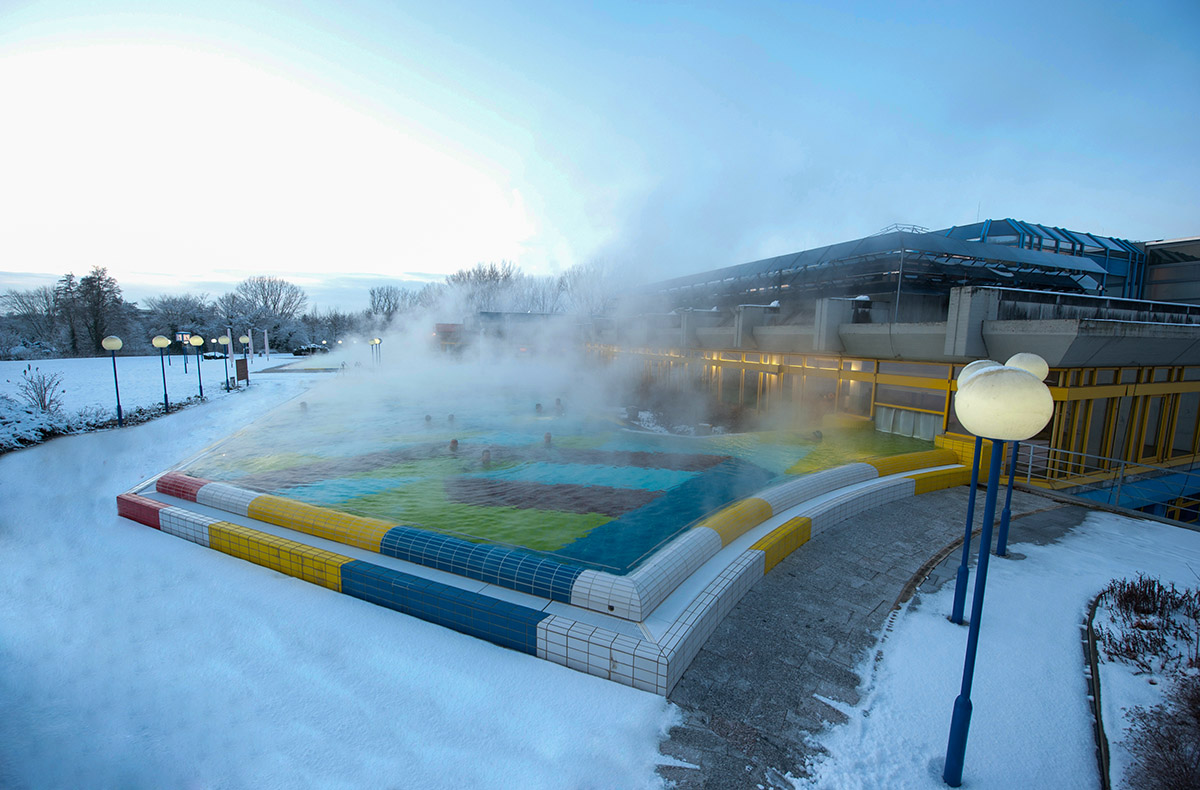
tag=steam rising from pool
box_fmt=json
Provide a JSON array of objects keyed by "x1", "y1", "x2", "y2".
[{"x1": 187, "y1": 329, "x2": 929, "y2": 572}]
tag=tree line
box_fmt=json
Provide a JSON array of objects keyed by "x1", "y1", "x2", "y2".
[{"x1": 1, "y1": 260, "x2": 613, "y2": 359}]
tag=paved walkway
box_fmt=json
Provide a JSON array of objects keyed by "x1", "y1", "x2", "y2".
[{"x1": 657, "y1": 484, "x2": 1092, "y2": 789}]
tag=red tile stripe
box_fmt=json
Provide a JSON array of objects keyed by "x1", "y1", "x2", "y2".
[
  {"x1": 117, "y1": 493, "x2": 166, "y2": 529},
  {"x1": 156, "y1": 472, "x2": 211, "y2": 502}
]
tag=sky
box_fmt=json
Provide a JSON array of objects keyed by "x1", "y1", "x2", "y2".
[{"x1": 1, "y1": 0, "x2": 1197, "y2": 312}]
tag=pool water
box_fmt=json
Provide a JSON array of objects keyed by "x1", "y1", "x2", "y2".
[{"x1": 183, "y1": 372, "x2": 930, "y2": 573}]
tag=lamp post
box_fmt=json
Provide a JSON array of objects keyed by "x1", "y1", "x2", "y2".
[
  {"x1": 949, "y1": 359, "x2": 1002, "y2": 625},
  {"x1": 190, "y1": 335, "x2": 205, "y2": 398},
  {"x1": 152, "y1": 335, "x2": 171, "y2": 413},
  {"x1": 101, "y1": 335, "x2": 124, "y2": 427},
  {"x1": 218, "y1": 335, "x2": 231, "y2": 390},
  {"x1": 993, "y1": 353, "x2": 1051, "y2": 557},
  {"x1": 239, "y1": 334, "x2": 250, "y2": 363},
  {"x1": 943, "y1": 356, "x2": 1053, "y2": 787},
  {"x1": 371, "y1": 337, "x2": 382, "y2": 365}
]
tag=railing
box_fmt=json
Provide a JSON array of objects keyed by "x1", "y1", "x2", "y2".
[{"x1": 1008, "y1": 443, "x2": 1200, "y2": 521}]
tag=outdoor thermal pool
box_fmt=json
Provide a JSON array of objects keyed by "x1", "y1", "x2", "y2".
[{"x1": 177, "y1": 368, "x2": 930, "y2": 574}]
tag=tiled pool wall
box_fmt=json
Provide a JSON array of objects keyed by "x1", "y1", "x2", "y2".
[{"x1": 118, "y1": 448, "x2": 968, "y2": 694}]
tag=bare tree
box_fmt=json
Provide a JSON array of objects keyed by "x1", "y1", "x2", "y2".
[
  {"x1": 445, "y1": 261, "x2": 520, "y2": 313},
  {"x1": 145, "y1": 293, "x2": 212, "y2": 339},
  {"x1": 563, "y1": 260, "x2": 615, "y2": 315},
  {"x1": 235, "y1": 276, "x2": 307, "y2": 320},
  {"x1": 514, "y1": 274, "x2": 566, "y2": 313},
  {"x1": 415, "y1": 282, "x2": 445, "y2": 309},
  {"x1": 369, "y1": 285, "x2": 404, "y2": 321},
  {"x1": 1, "y1": 286, "x2": 58, "y2": 346},
  {"x1": 327, "y1": 308, "x2": 358, "y2": 341}
]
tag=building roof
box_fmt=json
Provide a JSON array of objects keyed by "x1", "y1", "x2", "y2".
[{"x1": 649, "y1": 229, "x2": 1107, "y2": 299}]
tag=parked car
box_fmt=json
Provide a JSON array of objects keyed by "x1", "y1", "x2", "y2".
[{"x1": 291, "y1": 344, "x2": 330, "y2": 356}]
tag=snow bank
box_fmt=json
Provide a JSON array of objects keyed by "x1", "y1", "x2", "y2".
[{"x1": 800, "y1": 512, "x2": 1200, "y2": 790}]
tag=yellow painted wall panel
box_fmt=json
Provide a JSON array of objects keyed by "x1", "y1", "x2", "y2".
[{"x1": 208, "y1": 521, "x2": 353, "y2": 591}]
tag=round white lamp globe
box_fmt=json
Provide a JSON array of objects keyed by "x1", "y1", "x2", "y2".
[
  {"x1": 957, "y1": 359, "x2": 1001, "y2": 389},
  {"x1": 189, "y1": 335, "x2": 204, "y2": 347},
  {"x1": 1005, "y1": 352, "x2": 1049, "y2": 382},
  {"x1": 101, "y1": 336, "x2": 123, "y2": 351},
  {"x1": 954, "y1": 366, "x2": 1053, "y2": 441}
]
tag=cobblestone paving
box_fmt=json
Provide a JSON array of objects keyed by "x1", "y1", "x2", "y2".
[{"x1": 657, "y1": 486, "x2": 1090, "y2": 789}]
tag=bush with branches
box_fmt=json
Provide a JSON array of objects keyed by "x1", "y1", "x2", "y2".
[
  {"x1": 8, "y1": 365, "x2": 66, "y2": 414},
  {"x1": 1094, "y1": 574, "x2": 1200, "y2": 789}
]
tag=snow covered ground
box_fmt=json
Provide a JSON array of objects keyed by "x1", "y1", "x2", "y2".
[
  {"x1": 0, "y1": 368, "x2": 676, "y2": 789},
  {"x1": 1, "y1": 352, "x2": 277, "y2": 417},
  {"x1": 4, "y1": 354, "x2": 1199, "y2": 788},
  {"x1": 799, "y1": 512, "x2": 1200, "y2": 790}
]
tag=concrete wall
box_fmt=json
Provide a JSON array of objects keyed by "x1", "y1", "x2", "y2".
[
  {"x1": 983, "y1": 319, "x2": 1200, "y2": 367},
  {"x1": 752, "y1": 325, "x2": 815, "y2": 353},
  {"x1": 839, "y1": 323, "x2": 950, "y2": 361}
]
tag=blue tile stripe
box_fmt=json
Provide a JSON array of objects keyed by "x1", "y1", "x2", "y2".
[
  {"x1": 339, "y1": 560, "x2": 549, "y2": 655},
  {"x1": 378, "y1": 526, "x2": 586, "y2": 603},
  {"x1": 554, "y1": 457, "x2": 776, "y2": 571}
]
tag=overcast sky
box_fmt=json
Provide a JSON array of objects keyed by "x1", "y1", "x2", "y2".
[{"x1": 1, "y1": 0, "x2": 1197, "y2": 312}]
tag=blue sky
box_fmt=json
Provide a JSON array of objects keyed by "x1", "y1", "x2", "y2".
[{"x1": 1, "y1": 0, "x2": 1197, "y2": 311}]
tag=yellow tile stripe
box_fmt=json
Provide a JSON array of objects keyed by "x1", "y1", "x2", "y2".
[
  {"x1": 247, "y1": 494, "x2": 395, "y2": 552},
  {"x1": 750, "y1": 516, "x2": 812, "y2": 573},
  {"x1": 864, "y1": 449, "x2": 960, "y2": 478},
  {"x1": 697, "y1": 497, "x2": 773, "y2": 546},
  {"x1": 907, "y1": 467, "x2": 972, "y2": 495},
  {"x1": 208, "y1": 521, "x2": 353, "y2": 591}
]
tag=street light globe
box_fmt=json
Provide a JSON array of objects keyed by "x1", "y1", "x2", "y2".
[
  {"x1": 239, "y1": 335, "x2": 250, "y2": 344},
  {"x1": 151, "y1": 335, "x2": 170, "y2": 349},
  {"x1": 189, "y1": 335, "x2": 204, "y2": 347},
  {"x1": 954, "y1": 366, "x2": 1053, "y2": 441},
  {"x1": 101, "y1": 336, "x2": 123, "y2": 351},
  {"x1": 372, "y1": 337, "x2": 382, "y2": 345},
  {"x1": 956, "y1": 359, "x2": 1000, "y2": 389},
  {"x1": 218, "y1": 335, "x2": 231, "y2": 345},
  {"x1": 322, "y1": 340, "x2": 327, "y2": 345},
  {"x1": 1005, "y1": 352, "x2": 1049, "y2": 382}
]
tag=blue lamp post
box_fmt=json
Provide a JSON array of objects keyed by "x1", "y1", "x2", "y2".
[
  {"x1": 189, "y1": 334, "x2": 205, "y2": 399},
  {"x1": 949, "y1": 359, "x2": 1002, "y2": 624},
  {"x1": 152, "y1": 335, "x2": 171, "y2": 412},
  {"x1": 218, "y1": 334, "x2": 232, "y2": 390},
  {"x1": 993, "y1": 353, "x2": 1051, "y2": 558},
  {"x1": 101, "y1": 335, "x2": 124, "y2": 427},
  {"x1": 943, "y1": 356, "x2": 1053, "y2": 787}
]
